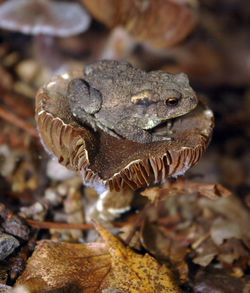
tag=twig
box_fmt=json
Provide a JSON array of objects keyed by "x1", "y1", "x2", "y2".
[
  {"x1": 26, "y1": 219, "x2": 135, "y2": 230},
  {"x1": 0, "y1": 106, "x2": 39, "y2": 138}
]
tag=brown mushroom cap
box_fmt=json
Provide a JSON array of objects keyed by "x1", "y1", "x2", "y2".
[
  {"x1": 81, "y1": 0, "x2": 197, "y2": 48},
  {"x1": 35, "y1": 71, "x2": 214, "y2": 191},
  {"x1": 0, "y1": 0, "x2": 90, "y2": 37}
]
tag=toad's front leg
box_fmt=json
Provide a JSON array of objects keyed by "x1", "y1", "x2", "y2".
[
  {"x1": 73, "y1": 110, "x2": 98, "y2": 131},
  {"x1": 115, "y1": 119, "x2": 153, "y2": 143},
  {"x1": 67, "y1": 78, "x2": 102, "y2": 131}
]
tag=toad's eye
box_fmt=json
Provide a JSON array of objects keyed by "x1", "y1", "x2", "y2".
[{"x1": 165, "y1": 97, "x2": 179, "y2": 106}]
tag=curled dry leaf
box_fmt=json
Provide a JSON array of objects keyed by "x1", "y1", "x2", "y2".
[
  {"x1": 199, "y1": 196, "x2": 250, "y2": 246},
  {"x1": 141, "y1": 178, "x2": 231, "y2": 202},
  {"x1": 192, "y1": 237, "x2": 219, "y2": 267},
  {"x1": 16, "y1": 225, "x2": 180, "y2": 292},
  {"x1": 217, "y1": 238, "x2": 249, "y2": 265},
  {"x1": 139, "y1": 191, "x2": 249, "y2": 281},
  {"x1": 82, "y1": 0, "x2": 197, "y2": 48}
]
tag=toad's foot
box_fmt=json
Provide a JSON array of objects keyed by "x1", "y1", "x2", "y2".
[
  {"x1": 150, "y1": 120, "x2": 173, "y2": 141},
  {"x1": 151, "y1": 135, "x2": 172, "y2": 142}
]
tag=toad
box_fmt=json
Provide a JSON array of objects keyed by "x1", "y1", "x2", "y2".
[{"x1": 67, "y1": 60, "x2": 198, "y2": 143}]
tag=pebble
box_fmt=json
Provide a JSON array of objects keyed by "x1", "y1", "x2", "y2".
[{"x1": 0, "y1": 232, "x2": 19, "y2": 261}]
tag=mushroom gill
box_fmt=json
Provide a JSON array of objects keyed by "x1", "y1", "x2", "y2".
[{"x1": 35, "y1": 71, "x2": 214, "y2": 191}]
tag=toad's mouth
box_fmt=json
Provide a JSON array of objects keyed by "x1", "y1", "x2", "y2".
[
  {"x1": 149, "y1": 104, "x2": 199, "y2": 137},
  {"x1": 148, "y1": 119, "x2": 174, "y2": 137}
]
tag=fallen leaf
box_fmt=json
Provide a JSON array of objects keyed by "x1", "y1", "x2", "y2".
[
  {"x1": 199, "y1": 196, "x2": 250, "y2": 245},
  {"x1": 192, "y1": 237, "x2": 218, "y2": 267},
  {"x1": 141, "y1": 179, "x2": 231, "y2": 202},
  {"x1": 16, "y1": 226, "x2": 180, "y2": 292},
  {"x1": 16, "y1": 241, "x2": 111, "y2": 292},
  {"x1": 95, "y1": 223, "x2": 180, "y2": 293},
  {"x1": 139, "y1": 189, "x2": 250, "y2": 282},
  {"x1": 140, "y1": 219, "x2": 190, "y2": 282},
  {"x1": 194, "y1": 269, "x2": 246, "y2": 293}
]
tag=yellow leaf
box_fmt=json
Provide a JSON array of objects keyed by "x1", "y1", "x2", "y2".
[
  {"x1": 16, "y1": 226, "x2": 180, "y2": 292},
  {"x1": 96, "y1": 222, "x2": 180, "y2": 293}
]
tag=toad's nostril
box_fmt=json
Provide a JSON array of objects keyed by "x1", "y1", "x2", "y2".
[{"x1": 189, "y1": 96, "x2": 197, "y2": 103}]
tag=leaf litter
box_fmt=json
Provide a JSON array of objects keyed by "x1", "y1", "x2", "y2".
[
  {"x1": 0, "y1": 1, "x2": 249, "y2": 292},
  {"x1": 15, "y1": 224, "x2": 180, "y2": 293}
]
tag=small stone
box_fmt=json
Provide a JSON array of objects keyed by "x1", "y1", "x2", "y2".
[
  {"x1": 0, "y1": 232, "x2": 19, "y2": 260},
  {"x1": 2, "y1": 216, "x2": 30, "y2": 241}
]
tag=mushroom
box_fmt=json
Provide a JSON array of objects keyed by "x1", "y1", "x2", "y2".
[
  {"x1": 0, "y1": 0, "x2": 91, "y2": 71},
  {"x1": 35, "y1": 68, "x2": 214, "y2": 196},
  {"x1": 81, "y1": 0, "x2": 197, "y2": 49},
  {"x1": 0, "y1": 0, "x2": 90, "y2": 37}
]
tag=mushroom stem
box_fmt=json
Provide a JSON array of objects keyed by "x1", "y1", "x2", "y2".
[
  {"x1": 33, "y1": 34, "x2": 62, "y2": 72},
  {"x1": 89, "y1": 188, "x2": 135, "y2": 222}
]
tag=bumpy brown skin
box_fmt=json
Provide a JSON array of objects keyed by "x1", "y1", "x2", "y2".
[{"x1": 67, "y1": 60, "x2": 198, "y2": 143}]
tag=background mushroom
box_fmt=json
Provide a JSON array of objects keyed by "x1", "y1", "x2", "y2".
[
  {"x1": 35, "y1": 69, "x2": 214, "y2": 220},
  {"x1": 81, "y1": 0, "x2": 197, "y2": 49},
  {"x1": 0, "y1": 0, "x2": 90, "y2": 37},
  {"x1": 0, "y1": 0, "x2": 91, "y2": 71}
]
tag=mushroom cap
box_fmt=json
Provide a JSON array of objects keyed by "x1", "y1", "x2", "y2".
[
  {"x1": 0, "y1": 0, "x2": 91, "y2": 37},
  {"x1": 82, "y1": 0, "x2": 197, "y2": 48},
  {"x1": 35, "y1": 71, "x2": 214, "y2": 191}
]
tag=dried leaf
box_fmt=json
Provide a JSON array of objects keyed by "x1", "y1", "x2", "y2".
[
  {"x1": 16, "y1": 225, "x2": 180, "y2": 292},
  {"x1": 192, "y1": 237, "x2": 218, "y2": 267},
  {"x1": 199, "y1": 196, "x2": 250, "y2": 245},
  {"x1": 16, "y1": 241, "x2": 111, "y2": 292},
  {"x1": 217, "y1": 238, "x2": 249, "y2": 265},
  {"x1": 194, "y1": 269, "x2": 246, "y2": 293},
  {"x1": 95, "y1": 223, "x2": 180, "y2": 293},
  {"x1": 141, "y1": 179, "x2": 231, "y2": 202},
  {"x1": 140, "y1": 219, "x2": 190, "y2": 282}
]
